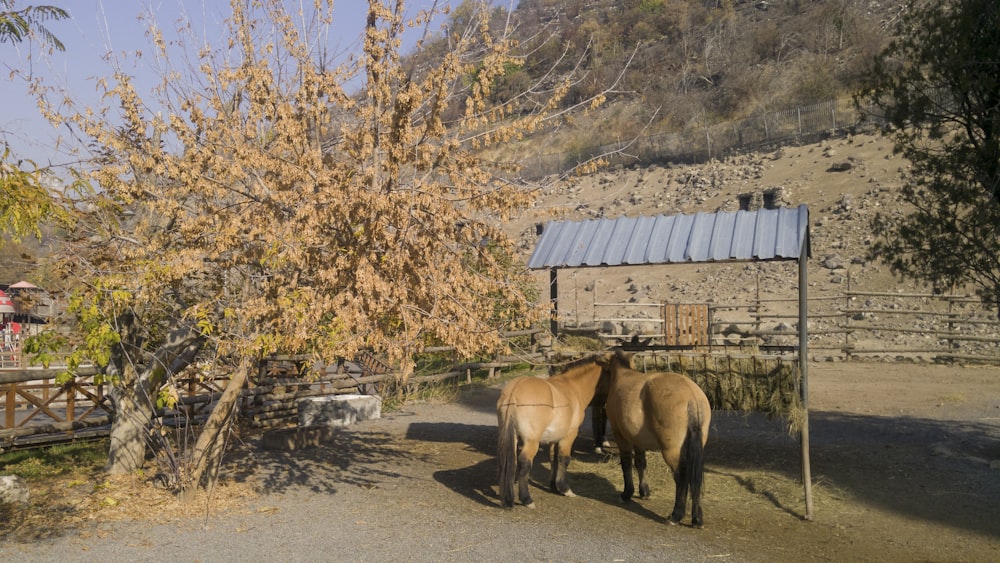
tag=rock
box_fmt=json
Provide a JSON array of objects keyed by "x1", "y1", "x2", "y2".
[
  {"x1": 822, "y1": 254, "x2": 843, "y2": 269},
  {"x1": 0, "y1": 474, "x2": 29, "y2": 505},
  {"x1": 299, "y1": 394, "x2": 382, "y2": 428}
]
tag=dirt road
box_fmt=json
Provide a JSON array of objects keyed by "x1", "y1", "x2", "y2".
[{"x1": 2, "y1": 361, "x2": 999, "y2": 562}]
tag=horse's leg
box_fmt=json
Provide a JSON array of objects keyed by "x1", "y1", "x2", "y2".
[
  {"x1": 663, "y1": 449, "x2": 688, "y2": 525},
  {"x1": 517, "y1": 440, "x2": 540, "y2": 508},
  {"x1": 547, "y1": 442, "x2": 561, "y2": 491},
  {"x1": 551, "y1": 436, "x2": 576, "y2": 497},
  {"x1": 619, "y1": 447, "x2": 636, "y2": 503},
  {"x1": 634, "y1": 450, "x2": 651, "y2": 499},
  {"x1": 669, "y1": 463, "x2": 689, "y2": 525}
]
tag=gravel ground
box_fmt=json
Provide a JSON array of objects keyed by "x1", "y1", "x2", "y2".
[
  {"x1": 0, "y1": 383, "x2": 746, "y2": 563},
  {"x1": 3, "y1": 361, "x2": 998, "y2": 563}
]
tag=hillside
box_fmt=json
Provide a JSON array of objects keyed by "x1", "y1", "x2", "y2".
[
  {"x1": 493, "y1": 0, "x2": 900, "y2": 134},
  {"x1": 503, "y1": 130, "x2": 989, "y2": 359}
]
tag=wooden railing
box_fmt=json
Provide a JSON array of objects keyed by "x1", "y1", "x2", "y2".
[
  {"x1": 1, "y1": 330, "x2": 545, "y2": 447},
  {"x1": 584, "y1": 291, "x2": 1000, "y2": 363}
]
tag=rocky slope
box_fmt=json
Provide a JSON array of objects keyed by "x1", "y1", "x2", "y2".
[{"x1": 504, "y1": 132, "x2": 998, "y2": 360}]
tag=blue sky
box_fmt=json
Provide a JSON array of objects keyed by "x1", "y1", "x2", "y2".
[{"x1": 1, "y1": 0, "x2": 452, "y2": 171}]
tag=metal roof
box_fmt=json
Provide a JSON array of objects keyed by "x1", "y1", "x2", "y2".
[{"x1": 527, "y1": 204, "x2": 809, "y2": 269}]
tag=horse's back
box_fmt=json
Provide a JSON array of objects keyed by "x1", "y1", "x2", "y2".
[
  {"x1": 497, "y1": 375, "x2": 577, "y2": 443},
  {"x1": 609, "y1": 368, "x2": 711, "y2": 450},
  {"x1": 607, "y1": 369, "x2": 658, "y2": 445},
  {"x1": 644, "y1": 372, "x2": 711, "y2": 446}
]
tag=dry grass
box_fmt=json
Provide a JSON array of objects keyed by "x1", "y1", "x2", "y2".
[{"x1": 1, "y1": 442, "x2": 259, "y2": 543}]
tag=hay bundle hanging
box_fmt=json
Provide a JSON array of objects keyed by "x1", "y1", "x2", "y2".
[{"x1": 636, "y1": 352, "x2": 804, "y2": 434}]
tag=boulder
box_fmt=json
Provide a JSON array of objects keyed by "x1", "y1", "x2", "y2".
[{"x1": 299, "y1": 394, "x2": 381, "y2": 428}]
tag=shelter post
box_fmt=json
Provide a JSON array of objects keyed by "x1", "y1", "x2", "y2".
[
  {"x1": 549, "y1": 268, "x2": 559, "y2": 337},
  {"x1": 799, "y1": 237, "x2": 814, "y2": 520}
]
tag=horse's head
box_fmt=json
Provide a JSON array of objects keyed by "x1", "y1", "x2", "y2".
[
  {"x1": 594, "y1": 349, "x2": 632, "y2": 390},
  {"x1": 608, "y1": 349, "x2": 633, "y2": 370}
]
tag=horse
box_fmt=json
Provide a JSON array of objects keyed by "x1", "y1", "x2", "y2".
[
  {"x1": 605, "y1": 350, "x2": 711, "y2": 528},
  {"x1": 497, "y1": 354, "x2": 611, "y2": 509},
  {"x1": 551, "y1": 361, "x2": 612, "y2": 454}
]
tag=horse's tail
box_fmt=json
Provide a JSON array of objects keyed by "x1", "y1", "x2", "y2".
[
  {"x1": 683, "y1": 401, "x2": 706, "y2": 507},
  {"x1": 497, "y1": 404, "x2": 517, "y2": 508}
]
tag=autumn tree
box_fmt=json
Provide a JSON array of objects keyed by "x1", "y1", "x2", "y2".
[
  {"x1": 39, "y1": 0, "x2": 620, "y2": 494},
  {"x1": 858, "y1": 0, "x2": 1000, "y2": 311}
]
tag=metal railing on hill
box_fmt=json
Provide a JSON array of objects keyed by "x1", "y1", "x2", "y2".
[{"x1": 519, "y1": 98, "x2": 868, "y2": 179}]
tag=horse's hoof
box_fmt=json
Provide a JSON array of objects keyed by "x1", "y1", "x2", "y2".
[
  {"x1": 524, "y1": 502, "x2": 536, "y2": 509},
  {"x1": 594, "y1": 446, "x2": 603, "y2": 454},
  {"x1": 563, "y1": 489, "x2": 576, "y2": 498},
  {"x1": 601, "y1": 440, "x2": 612, "y2": 448}
]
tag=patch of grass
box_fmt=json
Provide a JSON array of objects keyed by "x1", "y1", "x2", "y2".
[
  {"x1": 381, "y1": 360, "x2": 541, "y2": 412},
  {"x1": 380, "y1": 378, "x2": 461, "y2": 412},
  {"x1": 0, "y1": 439, "x2": 107, "y2": 481}
]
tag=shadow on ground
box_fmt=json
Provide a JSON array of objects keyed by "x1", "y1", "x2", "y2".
[{"x1": 709, "y1": 409, "x2": 1000, "y2": 538}]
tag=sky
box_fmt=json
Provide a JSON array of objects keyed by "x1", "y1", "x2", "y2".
[{"x1": 0, "y1": 0, "x2": 452, "y2": 173}]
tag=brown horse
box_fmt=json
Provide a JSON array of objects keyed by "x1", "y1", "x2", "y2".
[
  {"x1": 605, "y1": 350, "x2": 711, "y2": 527},
  {"x1": 497, "y1": 354, "x2": 610, "y2": 509}
]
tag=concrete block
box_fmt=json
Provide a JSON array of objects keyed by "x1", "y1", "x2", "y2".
[
  {"x1": 0, "y1": 474, "x2": 29, "y2": 504},
  {"x1": 298, "y1": 394, "x2": 381, "y2": 428},
  {"x1": 261, "y1": 426, "x2": 335, "y2": 451}
]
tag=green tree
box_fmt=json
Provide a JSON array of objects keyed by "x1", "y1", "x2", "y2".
[
  {"x1": 0, "y1": 149, "x2": 59, "y2": 246},
  {"x1": 858, "y1": 0, "x2": 1000, "y2": 310},
  {"x1": 1, "y1": 3, "x2": 70, "y2": 252},
  {"x1": 0, "y1": 1, "x2": 67, "y2": 51}
]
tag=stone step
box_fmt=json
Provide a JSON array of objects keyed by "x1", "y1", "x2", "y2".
[{"x1": 298, "y1": 394, "x2": 381, "y2": 428}]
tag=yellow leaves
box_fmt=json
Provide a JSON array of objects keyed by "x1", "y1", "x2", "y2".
[
  {"x1": 54, "y1": 0, "x2": 564, "y2": 374},
  {"x1": 156, "y1": 386, "x2": 179, "y2": 410}
]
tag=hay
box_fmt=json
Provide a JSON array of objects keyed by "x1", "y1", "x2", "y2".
[{"x1": 637, "y1": 352, "x2": 804, "y2": 434}]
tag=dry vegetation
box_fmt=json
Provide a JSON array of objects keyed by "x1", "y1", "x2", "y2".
[{"x1": 3, "y1": 2, "x2": 997, "y2": 558}]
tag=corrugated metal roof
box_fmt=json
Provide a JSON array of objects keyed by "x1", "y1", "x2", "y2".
[{"x1": 527, "y1": 204, "x2": 809, "y2": 269}]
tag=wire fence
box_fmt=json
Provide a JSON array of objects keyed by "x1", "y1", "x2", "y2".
[{"x1": 519, "y1": 98, "x2": 869, "y2": 179}]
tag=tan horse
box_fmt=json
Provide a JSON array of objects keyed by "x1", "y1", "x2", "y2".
[
  {"x1": 496, "y1": 354, "x2": 610, "y2": 509},
  {"x1": 605, "y1": 351, "x2": 711, "y2": 527}
]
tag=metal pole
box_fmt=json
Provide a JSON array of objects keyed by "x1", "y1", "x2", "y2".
[
  {"x1": 799, "y1": 231, "x2": 814, "y2": 520},
  {"x1": 550, "y1": 268, "x2": 559, "y2": 337}
]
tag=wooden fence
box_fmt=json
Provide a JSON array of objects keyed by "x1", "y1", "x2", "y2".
[
  {"x1": 587, "y1": 290, "x2": 1000, "y2": 363},
  {"x1": 0, "y1": 330, "x2": 544, "y2": 448}
]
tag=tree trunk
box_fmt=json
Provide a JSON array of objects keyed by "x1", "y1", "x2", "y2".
[
  {"x1": 104, "y1": 324, "x2": 204, "y2": 475},
  {"x1": 104, "y1": 364, "x2": 152, "y2": 474},
  {"x1": 183, "y1": 356, "x2": 252, "y2": 499}
]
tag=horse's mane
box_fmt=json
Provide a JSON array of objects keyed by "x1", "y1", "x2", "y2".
[{"x1": 549, "y1": 352, "x2": 605, "y2": 375}]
